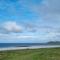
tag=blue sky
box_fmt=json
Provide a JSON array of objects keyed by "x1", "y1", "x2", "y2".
[{"x1": 0, "y1": 0, "x2": 60, "y2": 43}]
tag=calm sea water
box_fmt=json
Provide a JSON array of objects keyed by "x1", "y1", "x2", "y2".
[
  {"x1": 0, "y1": 43, "x2": 60, "y2": 48},
  {"x1": 0, "y1": 43, "x2": 42, "y2": 48}
]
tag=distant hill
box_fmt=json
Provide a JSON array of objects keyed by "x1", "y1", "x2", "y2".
[{"x1": 46, "y1": 41, "x2": 60, "y2": 45}]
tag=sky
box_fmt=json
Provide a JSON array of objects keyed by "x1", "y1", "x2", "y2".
[{"x1": 0, "y1": 0, "x2": 60, "y2": 43}]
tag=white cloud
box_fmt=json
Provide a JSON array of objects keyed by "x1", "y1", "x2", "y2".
[
  {"x1": 0, "y1": 21, "x2": 38, "y2": 40},
  {"x1": 0, "y1": 25, "x2": 60, "y2": 42},
  {"x1": 0, "y1": 33, "x2": 38, "y2": 40},
  {"x1": 2, "y1": 21, "x2": 23, "y2": 33}
]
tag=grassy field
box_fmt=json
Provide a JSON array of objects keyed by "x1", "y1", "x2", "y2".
[{"x1": 0, "y1": 48, "x2": 60, "y2": 60}]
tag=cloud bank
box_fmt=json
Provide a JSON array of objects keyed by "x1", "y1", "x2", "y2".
[{"x1": 0, "y1": 21, "x2": 60, "y2": 42}]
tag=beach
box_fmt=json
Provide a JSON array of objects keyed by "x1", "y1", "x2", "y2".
[{"x1": 0, "y1": 45, "x2": 60, "y2": 51}]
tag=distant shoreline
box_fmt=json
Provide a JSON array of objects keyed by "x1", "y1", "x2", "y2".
[{"x1": 0, "y1": 45, "x2": 60, "y2": 51}]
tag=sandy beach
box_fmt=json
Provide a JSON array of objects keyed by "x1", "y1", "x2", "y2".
[{"x1": 0, "y1": 45, "x2": 60, "y2": 51}]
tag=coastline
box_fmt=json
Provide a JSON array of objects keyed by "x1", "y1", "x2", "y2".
[{"x1": 0, "y1": 45, "x2": 60, "y2": 51}]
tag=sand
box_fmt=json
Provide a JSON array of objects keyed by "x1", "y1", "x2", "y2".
[{"x1": 0, "y1": 45, "x2": 60, "y2": 51}]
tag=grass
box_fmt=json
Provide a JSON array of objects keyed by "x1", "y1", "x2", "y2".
[{"x1": 0, "y1": 48, "x2": 60, "y2": 60}]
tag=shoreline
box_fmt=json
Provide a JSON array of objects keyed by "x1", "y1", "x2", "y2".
[{"x1": 0, "y1": 45, "x2": 60, "y2": 51}]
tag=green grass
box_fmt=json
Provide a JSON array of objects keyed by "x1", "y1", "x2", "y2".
[{"x1": 0, "y1": 48, "x2": 60, "y2": 60}]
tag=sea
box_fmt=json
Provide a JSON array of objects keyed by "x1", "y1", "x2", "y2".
[
  {"x1": 0, "y1": 43, "x2": 43, "y2": 48},
  {"x1": 0, "y1": 43, "x2": 60, "y2": 48}
]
